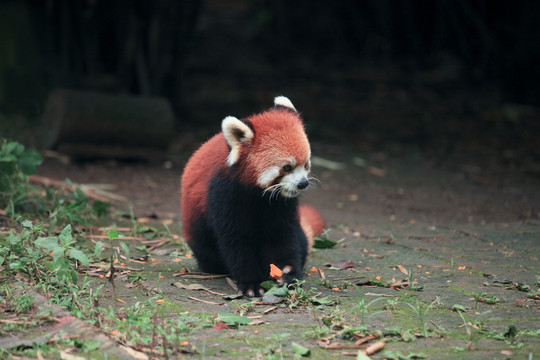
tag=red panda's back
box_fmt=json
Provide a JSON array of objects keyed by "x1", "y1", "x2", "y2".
[{"x1": 180, "y1": 134, "x2": 229, "y2": 243}]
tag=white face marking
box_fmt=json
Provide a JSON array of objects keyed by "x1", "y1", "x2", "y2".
[
  {"x1": 257, "y1": 166, "x2": 280, "y2": 187},
  {"x1": 280, "y1": 164, "x2": 309, "y2": 198}
]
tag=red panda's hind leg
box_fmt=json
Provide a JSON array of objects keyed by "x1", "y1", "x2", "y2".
[{"x1": 188, "y1": 217, "x2": 228, "y2": 274}]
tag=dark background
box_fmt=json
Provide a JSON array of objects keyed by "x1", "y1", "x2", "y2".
[{"x1": 1, "y1": 0, "x2": 539, "y2": 168}]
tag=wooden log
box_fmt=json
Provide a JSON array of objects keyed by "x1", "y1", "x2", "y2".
[{"x1": 41, "y1": 89, "x2": 175, "y2": 159}]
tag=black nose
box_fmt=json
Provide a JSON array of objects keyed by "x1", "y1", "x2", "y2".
[{"x1": 297, "y1": 178, "x2": 309, "y2": 190}]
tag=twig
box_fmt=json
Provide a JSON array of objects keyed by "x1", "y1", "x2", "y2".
[
  {"x1": 364, "y1": 293, "x2": 394, "y2": 297},
  {"x1": 147, "y1": 240, "x2": 170, "y2": 252},
  {"x1": 96, "y1": 227, "x2": 133, "y2": 232},
  {"x1": 83, "y1": 234, "x2": 145, "y2": 241},
  {"x1": 318, "y1": 268, "x2": 326, "y2": 280},
  {"x1": 0, "y1": 319, "x2": 34, "y2": 325},
  {"x1": 173, "y1": 273, "x2": 229, "y2": 279},
  {"x1": 263, "y1": 306, "x2": 278, "y2": 314},
  {"x1": 226, "y1": 277, "x2": 238, "y2": 291},
  {"x1": 330, "y1": 275, "x2": 366, "y2": 281},
  {"x1": 187, "y1": 296, "x2": 224, "y2": 305},
  {"x1": 28, "y1": 175, "x2": 124, "y2": 202},
  {"x1": 354, "y1": 334, "x2": 379, "y2": 346},
  {"x1": 317, "y1": 341, "x2": 366, "y2": 350}
]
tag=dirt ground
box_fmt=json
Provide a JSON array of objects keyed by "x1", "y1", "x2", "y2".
[{"x1": 23, "y1": 137, "x2": 539, "y2": 359}]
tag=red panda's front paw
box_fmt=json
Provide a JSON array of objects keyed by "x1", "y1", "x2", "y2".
[
  {"x1": 238, "y1": 283, "x2": 265, "y2": 298},
  {"x1": 276, "y1": 265, "x2": 296, "y2": 286}
]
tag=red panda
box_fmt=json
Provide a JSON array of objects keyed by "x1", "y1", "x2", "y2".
[{"x1": 180, "y1": 96, "x2": 325, "y2": 297}]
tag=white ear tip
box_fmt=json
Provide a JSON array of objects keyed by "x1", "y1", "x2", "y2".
[
  {"x1": 274, "y1": 96, "x2": 296, "y2": 111},
  {"x1": 222, "y1": 115, "x2": 239, "y2": 129}
]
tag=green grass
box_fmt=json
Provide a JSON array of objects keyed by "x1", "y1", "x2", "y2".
[{"x1": 1, "y1": 139, "x2": 539, "y2": 359}]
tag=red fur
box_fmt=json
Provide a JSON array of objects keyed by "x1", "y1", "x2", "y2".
[
  {"x1": 236, "y1": 109, "x2": 310, "y2": 186},
  {"x1": 180, "y1": 134, "x2": 229, "y2": 243},
  {"x1": 299, "y1": 204, "x2": 325, "y2": 250},
  {"x1": 181, "y1": 106, "x2": 323, "y2": 250}
]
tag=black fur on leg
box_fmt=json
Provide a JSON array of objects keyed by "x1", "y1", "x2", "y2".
[{"x1": 185, "y1": 170, "x2": 308, "y2": 297}]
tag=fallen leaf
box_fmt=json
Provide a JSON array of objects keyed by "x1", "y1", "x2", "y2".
[
  {"x1": 270, "y1": 264, "x2": 283, "y2": 279},
  {"x1": 313, "y1": 236, "x2": 337, "y2": 249},
  {"x1": 261, "y1": 293, "x2": 285, "y2": 304},
  {"x1": 367, "y1": 166, "x2": 385, "y2": 177},
  {"x1": 292, "y1": 342, "x2": 311, "y2": 357},
  {"x1": 216, "y1": 312, "x2": 252, "y2": 326},
  {"x1": 223, "y1": 293, "x2": 243, "y2": 300},
  {"x1": 324, "y1": 261, "x2": 355, "y2": 269},
  {"x1": 211, "y1": 322, "x2": 230, "y2": 330},
  {"x1": 397, "y1": 264, "x2": 408, "y2": 275}
]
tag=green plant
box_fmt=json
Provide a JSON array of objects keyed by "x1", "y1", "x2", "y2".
[
  {"x1": 264, "y1": 279, "x2": 335, "y2": 309},
  {"x1": 0, "y1": 140, "x2": 109, "y2": 225},
  {"x1": 0, "y1": 139, "x2": 42, "y2": 214},
  {"x1": 100, "y1": 298, "x2": 205, "y2": 357},
  {"x1": 353, "y1": 287, "x2": 385, "y2": 326},
  {"x1": 407, "y1": 268, "x2": 422, "y2": 291},
  {"x1": 1, "y1": 219, "x2": 96, "y2": 315},
  {"x1": 403, "y1": 299, "x2": 438, "y2": 337},
  {"x1": 14, "y1": 294, "x2": 35, "y2": 314}
]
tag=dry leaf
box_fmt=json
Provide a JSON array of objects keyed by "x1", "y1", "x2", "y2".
[
  {"x1": 397, "y1": 264, "x2": 408, "y2": 275},
  {"x1": 270, "y1": 264, "x2": 283, "y2": 279}
]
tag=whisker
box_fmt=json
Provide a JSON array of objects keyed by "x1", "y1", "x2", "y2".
[
  {"x1": 262, "y1": 183, "x2": 284, "y2": 204},
  {"x1": 262, "y1": 184, "x2": 280, "y2": 197},
  {"x1": 270, "y1": 185, "x2": 282, "y2": 201},
  {"x1": 307, "y1": 174, "x2": 322, "y2": 190}
]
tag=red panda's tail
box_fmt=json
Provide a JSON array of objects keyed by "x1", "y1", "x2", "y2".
[{"x1": 299, "y1": 204, "x2": 325, "y2": 253}]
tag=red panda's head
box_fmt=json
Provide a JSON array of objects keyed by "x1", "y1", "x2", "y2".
[{"x1": 222, "y1": 96, "x2": 312, "y2": 198}]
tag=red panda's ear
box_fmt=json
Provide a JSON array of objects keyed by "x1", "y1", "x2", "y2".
[
  {"x1": 274, "y1": 96, "x2": 297, "y2": 112},
  {"x1": 222, "y1": 116, "x2": 254, "y2": 166}
]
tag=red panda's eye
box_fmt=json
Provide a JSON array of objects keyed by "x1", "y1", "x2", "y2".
[
  {"x1": 304, "y1": 162, "x2": 310, "y2": 170},
  {"x1": 283, "y1": 164, "x2": 293, "y2": 172}
]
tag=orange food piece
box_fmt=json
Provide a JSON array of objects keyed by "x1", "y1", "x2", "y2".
[
  {"x1": 270, "y1": 264, "x2": 283, "y2": 279},
  {"x1": 179, "y1": 341, "x2": 189, "y2": 346},
  {"x1": 310, "y1": 266, "x2": 318, "y2": 273},
  {"x1": 375, "y1": 276, "x2": 382, "y2": 281},
  {"x1": 156, "y1": 299, "x2": 165, "y2": 303},
  {"x1": 332, "y1": 287, "x2": 340, "y2": 291}
]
